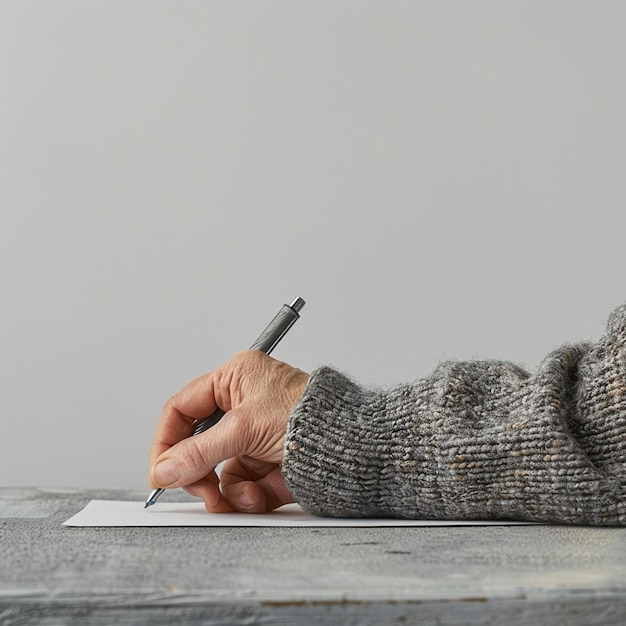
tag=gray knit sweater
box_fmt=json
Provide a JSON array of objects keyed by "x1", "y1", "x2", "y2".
[{"x1": 283, "y1": 305, "x2": 626, "y2": 526}]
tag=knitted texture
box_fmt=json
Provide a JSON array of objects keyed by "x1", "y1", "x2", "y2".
[{"x1": 282, "y1": 305, "x2": 626, "y2": 525}]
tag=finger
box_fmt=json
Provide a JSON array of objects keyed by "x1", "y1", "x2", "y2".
[
  {"x1": 149, "y1": 372, "x2": 223, "y2": 469},
  {"x1": 149, "y1": 406, "x2": 195, "y2": 476},
  {"x1": 224, "y1": 475, "x2": 295, "y2": 513},
  {"x1": 221, "y1": 461, "x2": 295, "y2": 512},
  {"x1": 150, "y1": 409, "x2": 247, "y2": 489},
  {"x1": 183, "y1": 475, "x2": 235, "y2": 513}
]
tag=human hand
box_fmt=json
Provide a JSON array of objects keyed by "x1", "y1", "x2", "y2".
[{"x1": 149, "y1": 351, "x2": 309, "y2": 513}]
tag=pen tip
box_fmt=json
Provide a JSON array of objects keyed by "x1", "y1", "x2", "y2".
[{"x1": 145, "y1": 487, "x2": 164, "y2": 508}]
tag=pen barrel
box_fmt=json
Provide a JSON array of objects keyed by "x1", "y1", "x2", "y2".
[
  {"x1": 193, "y1": 408, "x2": 225, "y2": 436},
  {"x1": 192, "y1": 298, "x2": 304, "y2": 437},
  {"x1": 249, "y1": 300, "x2": 303, "y2": 355}
]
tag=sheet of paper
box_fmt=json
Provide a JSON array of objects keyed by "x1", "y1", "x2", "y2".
[{"x1": 63, "y1": 500, "x2": 535, "y2": 527}]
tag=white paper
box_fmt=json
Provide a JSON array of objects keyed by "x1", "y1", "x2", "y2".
[{"x1": 63, "y1": 500, "x2": 535, "y2": 527}]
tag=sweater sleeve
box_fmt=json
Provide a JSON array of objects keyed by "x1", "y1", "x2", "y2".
[{"x1": 282, "y1": 305, "x2": 626, "y2": 526}]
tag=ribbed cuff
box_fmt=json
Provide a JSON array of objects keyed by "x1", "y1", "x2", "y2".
[{"x1": 282, "y1": 367, "x2": 393, "y2": 517}]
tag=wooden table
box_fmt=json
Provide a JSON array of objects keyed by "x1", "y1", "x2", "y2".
[{"x1": 1, "y1": 487, "x2": 626, "y2": 624}]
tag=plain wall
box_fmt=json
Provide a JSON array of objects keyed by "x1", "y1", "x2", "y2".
[{"x1": 2, "y1": 1, "x2": 625, "y2": 489}]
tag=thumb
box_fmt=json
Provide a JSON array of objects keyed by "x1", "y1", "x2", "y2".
[{"x1": 150, "y1": 411, "x2": 244, "y2": 488}]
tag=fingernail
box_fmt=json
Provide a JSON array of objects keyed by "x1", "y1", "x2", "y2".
[
  {"x1": 237, "y1": 489, "x2": 259, "y2": 510},
  {"x1": 153, "y1": 459, "x2": 179, "y2": 487},
  {"x1": 206, "y1": 487, "x2": 221, "y2": 508},
  {"x1": 238, "y1": 492, "x2": 254, "y2": 506}
]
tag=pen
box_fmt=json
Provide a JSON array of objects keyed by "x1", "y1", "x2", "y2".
[{"x1": 144, "y1": 296, "x2": 306, "y2": 508}]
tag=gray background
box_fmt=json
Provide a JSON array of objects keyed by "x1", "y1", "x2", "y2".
[{"x1": 2, "y1": 1, "x2": 625, "y2": 490}]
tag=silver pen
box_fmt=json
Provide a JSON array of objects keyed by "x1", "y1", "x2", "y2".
[{"x1": 145, "y1": 296, "x2": 306, "y2": 508}]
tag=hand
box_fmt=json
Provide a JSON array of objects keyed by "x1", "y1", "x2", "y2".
[{"x1": 149, "y1": 350, "x2": 309, "y2": 513}]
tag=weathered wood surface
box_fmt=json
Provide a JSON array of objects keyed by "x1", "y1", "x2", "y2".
[{"x1": 1, "y1": 487, "x2": 626, "y2": 625}]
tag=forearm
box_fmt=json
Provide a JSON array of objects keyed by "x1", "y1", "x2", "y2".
[{"x1": 282, "y1": 307, "x2": 626, "y2": 525}]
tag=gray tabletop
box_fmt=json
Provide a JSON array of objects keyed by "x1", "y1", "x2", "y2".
[{"x1": 2, "y1": 487, "x2": 626, "y2": 625}]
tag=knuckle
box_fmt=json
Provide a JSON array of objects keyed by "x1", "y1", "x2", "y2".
[
  {"x1": 184, "y1": 437, "x2": 212, "y2": 476},
  {"x1": 233, "y1": 349, "x2": 268, "y2": 371},
  {"x1": 163, "y1": 394, "x2": 181, "y2": 415}
]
